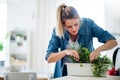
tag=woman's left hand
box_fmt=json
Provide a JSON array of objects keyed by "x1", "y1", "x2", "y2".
[{"x1": 89, "y1": 50, "x2": 100, "y2": 62}]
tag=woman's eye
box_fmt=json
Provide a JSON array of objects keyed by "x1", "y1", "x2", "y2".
[
  {"x1": 74, "y1": 23, "x2": 78, "y2": 26},
  {"x1": 67, "y1": 26, "x2": 72, "y2": 28}
]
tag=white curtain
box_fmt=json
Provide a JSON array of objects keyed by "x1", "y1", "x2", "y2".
[{"x1": 32, "y1": 0, "x2": 63, "y2": 74}]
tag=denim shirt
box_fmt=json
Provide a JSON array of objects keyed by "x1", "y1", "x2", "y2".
[{"x1": 45, "y1": 18, "x2": 116, "y2": 78}]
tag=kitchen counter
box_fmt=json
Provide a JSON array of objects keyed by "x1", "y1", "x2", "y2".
[{"x1": 52, "y1": 76, "x2": 120, "y2": 80}]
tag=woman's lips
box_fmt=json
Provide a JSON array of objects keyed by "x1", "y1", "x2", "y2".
[{"x1": 72, "y1": 31, "x2": 77, "y2": 34}]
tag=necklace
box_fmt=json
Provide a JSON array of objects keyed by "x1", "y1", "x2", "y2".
[{"x1": 69, "y1": 38, "x2": 79, "y2": 50}]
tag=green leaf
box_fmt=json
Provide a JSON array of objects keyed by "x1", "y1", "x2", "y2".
[
  {"x1": 0, "y1": 42, "x2": 3, "y2": 51},
  {"x1": 80, "y1": 62, "x2": 83, "y2": 67},
  {"x1": 91, "y1": 55, "x2": 112, "y2": 77}
]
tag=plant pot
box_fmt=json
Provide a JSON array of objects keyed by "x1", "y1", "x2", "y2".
[
  {"x1": 66, "y1": 63, "x2": 93, "y2": 76},
  {"x1": 66, "y1": 63, "x2": 108, "y2": 77}
]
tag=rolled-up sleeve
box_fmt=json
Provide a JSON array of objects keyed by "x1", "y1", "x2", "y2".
[
  {"x1": 90, "y1": 19, "x2": 116, "y2": 43},
  {"x1": 45, "y1": 28, "x2": 60, "y2": 60}
]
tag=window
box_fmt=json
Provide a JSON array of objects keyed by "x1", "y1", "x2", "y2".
[{"x1": 0, "y1": 0, "x2": 7, "y2": 67}]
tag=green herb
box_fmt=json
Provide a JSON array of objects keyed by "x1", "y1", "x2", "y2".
[
  {"x1": 0, "y1": 42, "x2": 3, "y2": 51},
  {"x1": 78, "y1": 47, "x2": 90, "y2": 63},
  {"x1": 16, "y1": 33, "x2": 23, "y2": 37},
  {"x1": 91, "y1": 55, "x2": 112, "y2": 77},
  {"x1": 69, "y1": 44, "x2": 90, "y2": 63},
  {"x1": 80, "y1": 63, "x2": 83, "y2": 67}
]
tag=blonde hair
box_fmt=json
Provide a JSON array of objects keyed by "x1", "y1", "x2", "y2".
[{"x1": 56, "y1": 3, "x2": 80, "y2": 38}]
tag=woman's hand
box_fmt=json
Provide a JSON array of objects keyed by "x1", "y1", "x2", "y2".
[
  {"x1": 64, "y1": 49, "x2": 80, "y2": 61},
  {"x1": 47, "y1": 49, "x2": 79, "y2": 63},
  {"x1": 89, "y1": 50, "x2": 100, "y2": 62},
  {"x1": 90, "y1": 40, "x2": 117, "y2": 62}
]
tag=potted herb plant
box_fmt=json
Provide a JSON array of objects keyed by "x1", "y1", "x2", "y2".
[
  {"x1": 16, "y1": 33, "x2": 25, "y2": 46},
  {"x1": 67, "y1": 44, "x2": 112, "y2": 77}
]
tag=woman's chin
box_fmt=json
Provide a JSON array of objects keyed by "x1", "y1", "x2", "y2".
[{"x1": 71, "y1": 33, "x2": 78, "y2": 36}]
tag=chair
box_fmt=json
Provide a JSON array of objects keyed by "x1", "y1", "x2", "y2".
[
  {"x1": 113, "y1": 47, "x2": 120, "y2": 69},
  {"x1": 112, "y1": 47, "x2": 120, "y2": 75},
  {"x1": 3, "y1": 72, "x2": 37, "y2": 80}
]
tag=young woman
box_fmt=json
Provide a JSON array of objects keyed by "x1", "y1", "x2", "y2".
[{"x1": 45, "y1": 3, "x2": 118, "y2": 78}]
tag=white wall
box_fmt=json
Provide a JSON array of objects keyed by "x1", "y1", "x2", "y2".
[
  {"x1": 7, "y1": 0, "x2": 37, "y2": 31},
  {"x1": 104, "y1": 0, "x2": 120, "y2": 59},
  {"x1": 34, "y1": 0, "x2": 63, "y2": 74},
  {"x1": 104, "y1": 0, "x2": 120, "y2": 33}
]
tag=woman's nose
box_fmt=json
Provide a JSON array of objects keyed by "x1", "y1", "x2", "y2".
[{"x1": 72, "y1": 26, "x2": 77, "y2": 30}]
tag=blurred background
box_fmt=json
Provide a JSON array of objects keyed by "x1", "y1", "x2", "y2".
[{"x1": 0, "y1": 0, "x2": 120, "y2": 75}]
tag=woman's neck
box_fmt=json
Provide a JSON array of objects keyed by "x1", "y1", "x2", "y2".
[{"x1": 70, "y1": 34, "x2": 78, "y2": 42}]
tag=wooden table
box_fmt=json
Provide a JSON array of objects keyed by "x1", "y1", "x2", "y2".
[{"x1": 52, "y1": 76, "x2": 120, "y2": 80}]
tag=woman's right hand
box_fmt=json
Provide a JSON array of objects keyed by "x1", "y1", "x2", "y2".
[
  {"x1": 63, "y1": 49, "x2": 80, "y2": 61},
  {"x1": 47, "y1": 49, "x2": 79, "y2": 63}
]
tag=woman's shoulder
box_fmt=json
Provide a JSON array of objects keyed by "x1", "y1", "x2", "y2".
[
  {"x1": 51, "y1": 27, "x2": 62, "y2": 39},
  {"x1": 80, "y1": 17, "x2": 94, "y2": 27},
  {"x1": 80, "y1": 17, "x2": 95, "y2": 28},
  {"x1": 81, "y1": 17, "x2": 94, "y2": 22}
]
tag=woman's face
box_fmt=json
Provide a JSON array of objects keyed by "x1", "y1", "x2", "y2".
[{"x1": 64, "y1": 18, "x2": 80, "y2": 36}]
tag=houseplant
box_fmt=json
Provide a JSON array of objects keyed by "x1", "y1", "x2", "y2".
[
  {"x1": 0, "y1": 42, "x2": 3, "y2": 51},
  {"x1": 68, "y1": 44, "x2": 112, "y2": 77},
  {"x1": 0, "y1": 33, "x2": 9, "y2": 66},
  {"x1": 0, "y1": 33, "x2": 9, "y2": 51},
  {"x1": 16, "y1": 33, "x2": 25, "y2": 46}
]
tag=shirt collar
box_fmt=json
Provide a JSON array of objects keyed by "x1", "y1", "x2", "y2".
[{"x1": 78, "y1": 18, "x2": 85, "y2": 35}]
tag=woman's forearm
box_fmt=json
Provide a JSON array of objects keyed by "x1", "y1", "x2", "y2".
[
  {"x1": 47, "y1": 49, "x2": 80, "y2": 63},
  {"x1": 90, "y1": 40, "x2": 118, "y2": 62},
  {"x1": 47, "y1": 51, "x2": 66, "y2": 63},
  {"x1": 96, "y1": 40, "x2": 118, "y2": 53}
]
